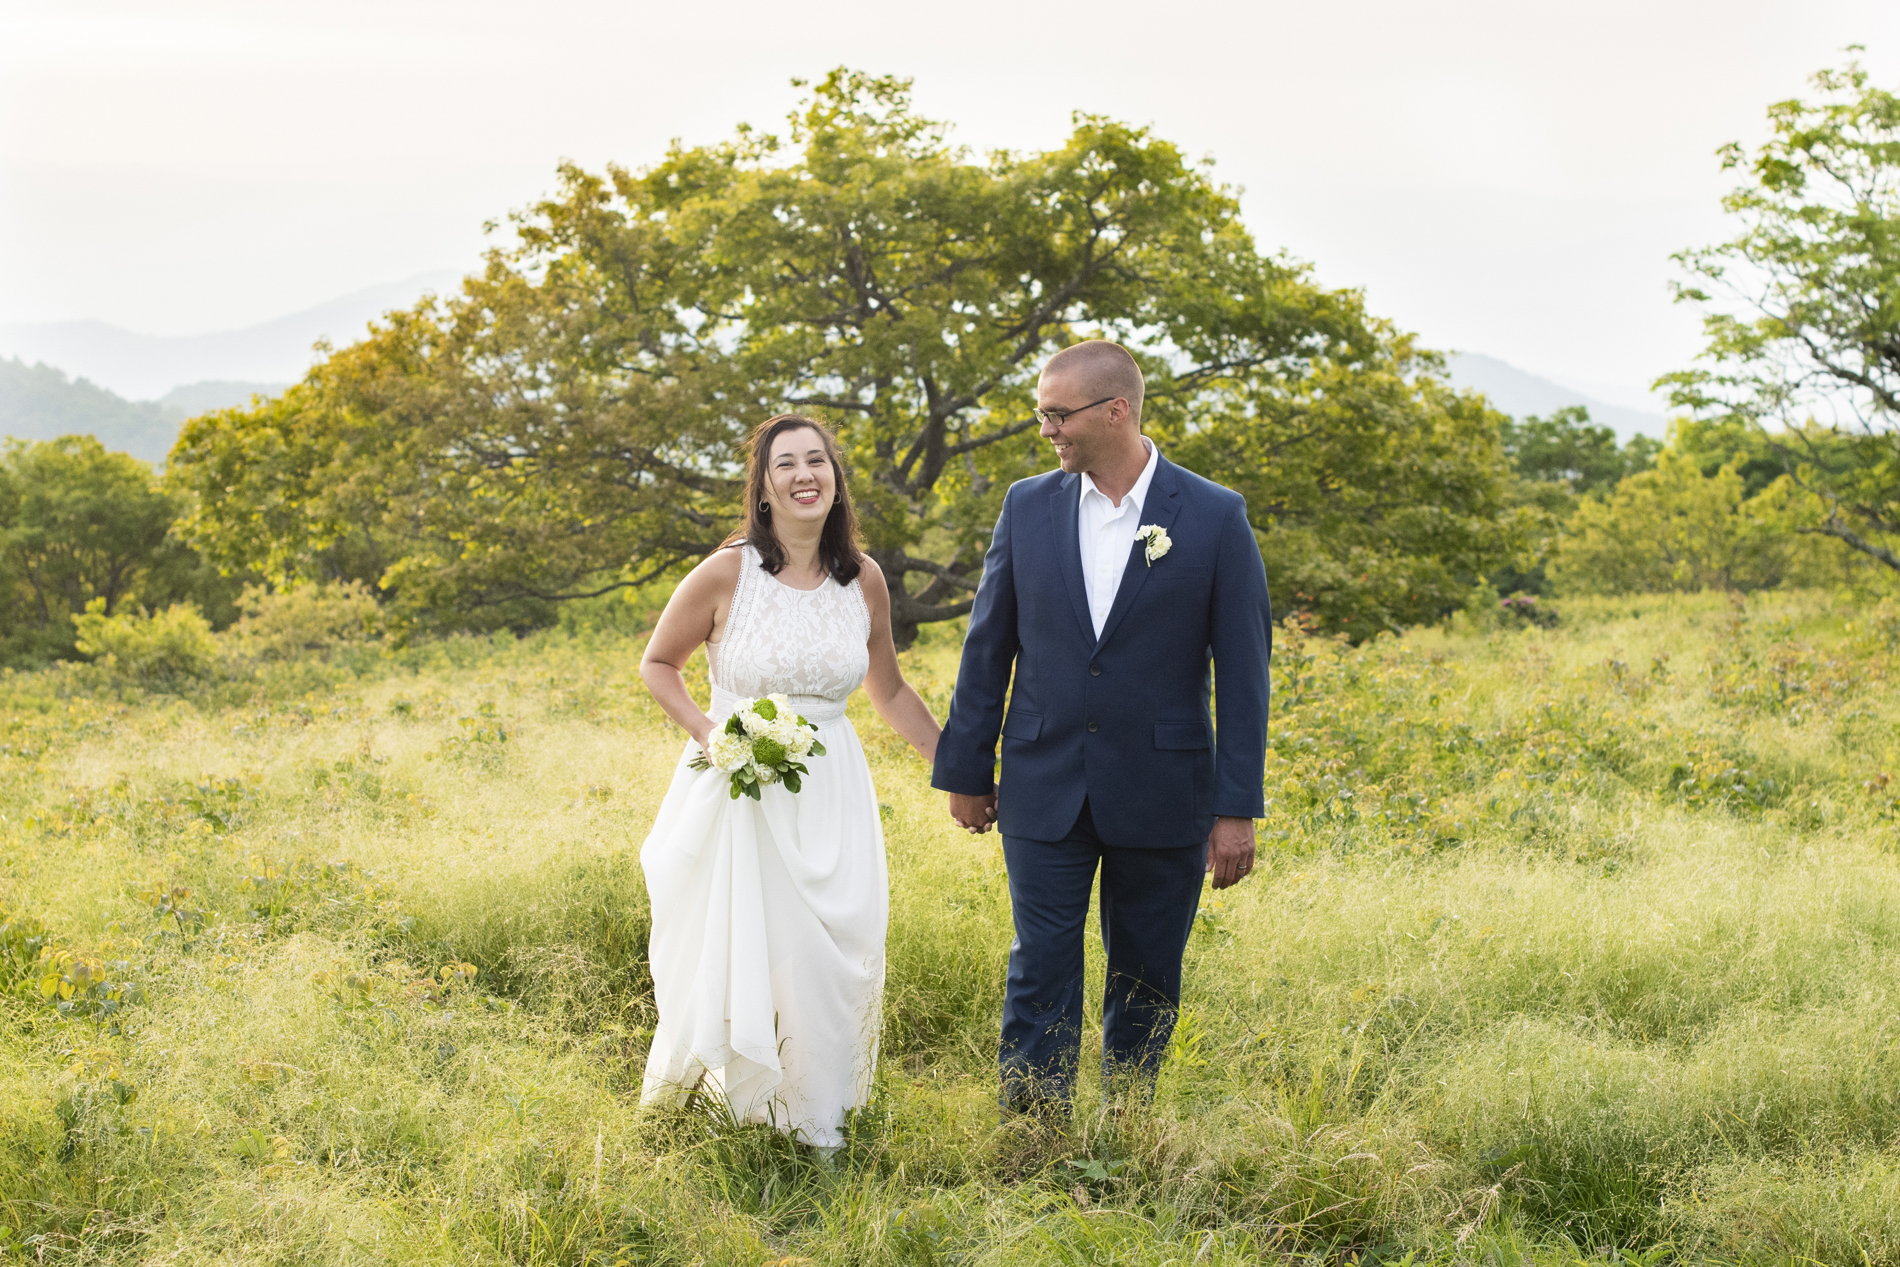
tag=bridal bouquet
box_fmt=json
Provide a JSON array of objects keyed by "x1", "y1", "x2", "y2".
[{"x1": 690, "y1": 694, "x2": 826, "y2": 800}]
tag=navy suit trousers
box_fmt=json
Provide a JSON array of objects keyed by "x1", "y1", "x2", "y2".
[{"x1": 998, "y1": 800, "x2": 1206, "y2": 1112}]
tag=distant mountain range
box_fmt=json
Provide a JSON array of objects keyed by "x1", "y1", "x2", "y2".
[
  {"x1": 0, "y1": 275, "x2": 1674, "y2": 465},
  {"x1": 0, "y1": 359, "x2": 284, "y2": 466},
  {"x1": 1446, "y1": 353, "x2": 1669, "y2": 440},
  {"x1": 0, "y1": 270, "x2": 463, "y2": 401}
]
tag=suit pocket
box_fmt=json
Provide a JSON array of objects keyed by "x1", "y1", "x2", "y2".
[
  {"x1": 1001, "y1": 711, "x2": 1043, "y2": 741},
  {"x1": 1151, "y1": 565, "x2": 1210, "y2": 583},
  {"x1": 1153, "y1": 721, "x2": 1211, "y2": 750}
]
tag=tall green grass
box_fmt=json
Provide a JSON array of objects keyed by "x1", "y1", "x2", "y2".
[{"x1": 2, "y1": 590, "x2": 1899, "y2": 1263}]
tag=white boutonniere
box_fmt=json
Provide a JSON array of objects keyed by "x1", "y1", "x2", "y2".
[{"x1": 1135, "y1": 523, "x2": 1172, "y2": 567}]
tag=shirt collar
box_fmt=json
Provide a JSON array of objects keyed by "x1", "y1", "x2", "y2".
[{"x1": 1080, "y1": 437, "x2": 1159, "y2": 513}]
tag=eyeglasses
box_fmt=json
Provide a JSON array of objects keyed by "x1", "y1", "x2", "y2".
[{"x1": 1033, "y1": 396, "x2": 1116, "y2": 427}]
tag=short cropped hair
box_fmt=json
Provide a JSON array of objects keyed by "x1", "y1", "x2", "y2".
[{"x1": 1042, "y1": 339, "x2": 1145, "y2": 421}]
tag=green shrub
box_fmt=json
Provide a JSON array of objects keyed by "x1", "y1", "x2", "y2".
[
  {"x1": 223, "y1": 580, "x2": 381, "y2": 661},
  {"x1": 70, "y1": 598, "x2": 218, "y2": 684}
]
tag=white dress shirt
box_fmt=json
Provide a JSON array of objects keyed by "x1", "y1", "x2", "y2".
[{"x1": 1077, "y1": 438, "x2": 1160, "y2": 639}]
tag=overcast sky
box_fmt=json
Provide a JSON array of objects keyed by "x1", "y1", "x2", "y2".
[{"x1": 3, "y1": 0, "x2": 1896, "y2": 405}]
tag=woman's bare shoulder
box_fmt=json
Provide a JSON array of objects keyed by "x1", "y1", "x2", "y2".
[
  {"x1": 855, "y1": 555, "x2": 889, "y2": 602},
  {"x1": 679, "y1": 543, "x2": 745, "y2": 598}
]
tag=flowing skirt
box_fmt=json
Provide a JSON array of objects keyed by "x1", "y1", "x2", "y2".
[{"x1": 639, "y1": 709, "x2": 887, "y2": 1146}]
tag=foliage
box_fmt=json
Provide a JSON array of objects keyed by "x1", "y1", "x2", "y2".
[
  {"x1": 1672, "y1": 414, "x2": 1807, "y2": 496},
  {"x1": 170, "y1": 70, "x2": 1522, "y2": 645},
  {"x1": 0, "y1": 436, "x2": 239, "y2": 668},
  {"x1": 2, "y1": 593, "x2": 1899, "y2": 1261},
  {"x1": 1481, "y1": 406, "x2": 1663, "y2": 598},
  {"x1": 1502, "y1": 405, "x2": 1661, "y2": 499},
  {"x1": 1551, "y1": 452, "x2": 1784, "y2": 594},
  {"x1": 1171, "y1": 344, "x2": 1531, "y2": 638},
  {"x1": 224, "y1": 581, "x2": 382, "y2": 662},
  {"x1": 0, "y1": 436, "x2": 177, "y2": 664},
  {"x1": 70, "y1": 599, "x2": 221, "y2": 686},
  {"x1": 1550, "y1": 449, "x2": 1887, "y2": 596},
  {"x1": 1499, "y1": 593, "x2": 1558, "y2": 628},
  {"x1": 1664, "y1": 55, "x2": 1900, "y2": 576}
]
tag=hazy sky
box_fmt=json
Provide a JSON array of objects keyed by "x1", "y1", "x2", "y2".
[{"x1": 4, "y1": 0, "x2": 1896, "y2": 404}]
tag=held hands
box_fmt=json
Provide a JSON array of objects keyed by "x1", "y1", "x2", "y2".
[
  {"x1": 949, "y1": 789, "x2": 998, "y2": 835},
  {"x1": 1206, "y1": 816, "x2": 1258, "y2": 889}
]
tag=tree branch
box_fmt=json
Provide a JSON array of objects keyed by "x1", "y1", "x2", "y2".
[
  {"x1": 888, "y1": 552, "x2": 979, "y2": 592},
  {"x1": 1802, "y1": 512, "x2": 1900, "y2": 572},
  {"x1": 946, "y1": 415, "x2": 1042, "y2": 456}
]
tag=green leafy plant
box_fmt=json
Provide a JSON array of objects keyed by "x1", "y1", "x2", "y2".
[
  {"x1": 429, "y1": 702, "x2": 508, "y2": 762},
  {"x1": 223, "y1": 580, "x2": 382, "y2": 661},
  {"x1": 72, "y1": 598, "x2": 220, "y2": 685}
]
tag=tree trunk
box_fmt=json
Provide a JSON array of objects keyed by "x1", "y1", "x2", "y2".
[{"x1": 869, "y1": 546, "x2": 974, "y2": 651}]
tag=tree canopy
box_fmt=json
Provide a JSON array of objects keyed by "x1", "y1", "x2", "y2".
[
  {"x1": 1500, "y1": 406, "x2": 1660, "y2": 499},
  {"x1": 1664, "y1": 55, "x2": 1900, "y2": 574},
  {"x1": 0, "y1": 436, "x2": 234, "y2": 665},
  {"x1": 172, "y1": 70, "x2": 1524, "y2": 643}
]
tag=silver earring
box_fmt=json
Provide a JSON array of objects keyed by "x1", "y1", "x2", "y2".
[{"x1": 759, "y1": 499, "x2": 769, "y2": 513}]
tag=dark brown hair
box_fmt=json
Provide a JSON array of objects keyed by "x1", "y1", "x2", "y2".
[{"x1": 726, "y1": 414, "x2": 864, "y2": 585}]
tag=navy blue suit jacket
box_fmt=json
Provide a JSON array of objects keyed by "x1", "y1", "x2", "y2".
[{"x1": 931, "y1": 454, "x2": 1273, "y2": 848}]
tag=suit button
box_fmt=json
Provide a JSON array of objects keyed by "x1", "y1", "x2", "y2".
[
  {"x1": 1089, "y1": 665, "x2": 1102, "y2": 676},
  {"x1": 1087, "y1": 721, "x2": 1099, "y2": 733}
]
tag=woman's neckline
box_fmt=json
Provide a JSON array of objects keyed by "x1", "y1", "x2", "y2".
[
  {"x1": 763, "y1": 565, "x2": 831, "y2": 594},
  {"x1": 746, "y1": 541, "x2": 831, "y2": 593}
]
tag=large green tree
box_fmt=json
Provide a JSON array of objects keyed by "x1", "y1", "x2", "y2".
[
  {"x1": 0, "y1": 436, "x2": 231, "y2": 665},
  {"x1": 174, "y1": 70, "x2": 1521, "y2": 643},
  {"x1": 1663, "y1": 56, "x2": 1900, "y2": 574},
  {"x1": 1500, "y1": 406, "x2": 1660, "y2": 499}
]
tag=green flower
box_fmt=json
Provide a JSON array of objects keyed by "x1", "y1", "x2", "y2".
[{"x1": 752, "y1": 736, "x2": 787, "y2": 767}]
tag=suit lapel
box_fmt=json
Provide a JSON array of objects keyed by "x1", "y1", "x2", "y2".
[
  {"x1": 1093, "y1": 458, "x2": 1183, "y2": 652},
  {"x1": 1048, "y1": 474, "x2": 1095, "y2": 645}
]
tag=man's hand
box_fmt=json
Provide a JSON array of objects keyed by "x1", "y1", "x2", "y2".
[
  {"x1": 949, "y1": 789, "x2": 998, "y2": 835},
  {"x1": 1205, "y1": 816, "x2": 1258, "y2": 889}
]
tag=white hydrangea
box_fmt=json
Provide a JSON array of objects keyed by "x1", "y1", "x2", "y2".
[
  {"x1": 1136, "y1": 523, "x2": 1173, "y2": 567},
  {"x1": 753, "y1": 763, "x2": 781, "y2": 785},
  {"x1": 706, "y1": 728, "x2": 752, "y2": 772},
  {"x1": 785, "y1": 725, "x2": 814, "y2": 757},
  {"x1": 738, "y1": 694, "x2": 798, "y2": 739}
]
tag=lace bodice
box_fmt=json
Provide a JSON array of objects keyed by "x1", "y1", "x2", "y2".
[{"x1": 708, "y1": 544, "x2": 871, "y2": 724}]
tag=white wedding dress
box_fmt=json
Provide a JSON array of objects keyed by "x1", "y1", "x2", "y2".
[{"x1": 639, "y1": 545, "x2": 887, "y2": 1146}]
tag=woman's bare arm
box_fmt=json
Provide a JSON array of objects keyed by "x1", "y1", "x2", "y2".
[
  {"x1": 858, "y1": 559, "x2": 941, "y2": 763},
  {"x1": 639, "y1": 548, "x2": 743, "y2": 751}
]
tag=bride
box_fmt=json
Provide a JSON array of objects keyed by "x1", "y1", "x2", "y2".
[{"x1": 637, "y1": 414, "x2": 941, "y2": 1149}]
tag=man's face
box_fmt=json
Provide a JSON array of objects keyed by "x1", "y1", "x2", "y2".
[{"x1": 1036, "y1": 371, "x2": 1117, "y2": 475}]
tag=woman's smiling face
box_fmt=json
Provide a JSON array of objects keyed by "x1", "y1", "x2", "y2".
[{"x1": 765, "y1": 425, "x2": 836, "y2": 525}]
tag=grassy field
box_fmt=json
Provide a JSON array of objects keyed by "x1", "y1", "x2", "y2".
[{"x1": 4, "y1": 590, "x2": 1900, "y2": 1264}]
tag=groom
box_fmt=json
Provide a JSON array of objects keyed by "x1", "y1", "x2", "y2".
[{"x1": 933, "y1": 339, "x2": 1273, "y2": 1115}]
